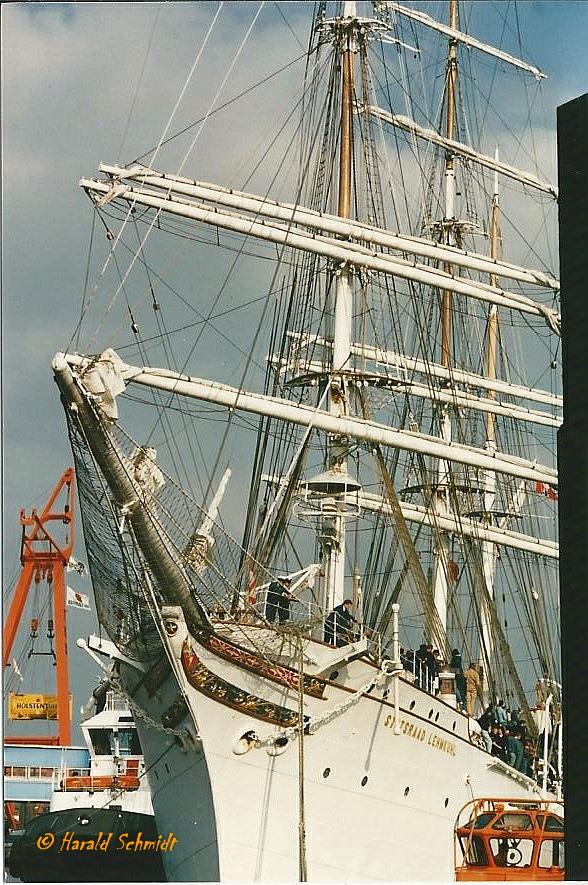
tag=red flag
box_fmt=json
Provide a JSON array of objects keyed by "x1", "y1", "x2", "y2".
[
  {"x1": 536, "y1": 480, "x2": 558, "y2": 501},
  {"x1": 447, "y1": 560, "x2": 459, "y2": 582},
  {"x1": 246, "y1": 557, "x2": 257, "y2": 605}
]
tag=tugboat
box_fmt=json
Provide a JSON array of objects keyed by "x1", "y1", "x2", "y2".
[
  {"x1": 8, "y1": 680, "x2": 165, "y2": 882},
  {"x1": 3, "y1": 470, "x2": 164, "y2": 881},
  {"x1": 454, "y1": 798, "x2": 564, "y2": 881}
]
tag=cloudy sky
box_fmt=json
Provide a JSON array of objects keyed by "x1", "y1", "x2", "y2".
[{"x1": 2, "y1": 0, "x2": 587, "y2": 732}]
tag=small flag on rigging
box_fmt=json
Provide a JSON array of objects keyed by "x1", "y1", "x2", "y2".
[
  {"x1": 66, "y1": 586, "x2": 91, "y2": 611},
  {"x1": 246, "y1": 557, "x2": 257, "y2": 606},
  {"x1": 535, "y1": 481, "x2": 558, "y2": 501}
]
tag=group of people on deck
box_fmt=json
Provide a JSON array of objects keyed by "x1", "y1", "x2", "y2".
[
  {"x1": 263, "y1": 583, "x2": 546, "y2": 779},
  {"x1": 264, "y1": 577, "x2": 358, "y2": 646},
  {"x1": 478, "y1": 702, "x2": 537, "y2": 776},
  {"x1": 401, "y1": 642, "x2": 540, "y2": 776},
  {"x1": 404, "y1": 645, "x2": 483, "y2": 716}
]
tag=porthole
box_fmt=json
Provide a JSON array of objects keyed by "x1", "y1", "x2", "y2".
[
  {"x1": 361, "y1": 776, "x2": 368, "y2": 786},
  {"x1": 404, "y1": 786, "x2": 410, "y2": 797},
  {"x1": 164, "y1": 762, "x2": 170, "y2": 774},
  {"x1": 323, "y1": 767, "x2": 331, "y2": 778},
  {"x1": 435, "y1": 712, "x2": 440, "y2": 722},
  {"x1": 233, "y1": 730, "x2": 258, "y2": 755},
  {"x1": 329, "y1": 670, "x2": 339, "y2": 681},
  {"x1": 444, "y1": 797, "x2": 449, "y2": 808},
  {"x1": 452, "y1": 721, "x2": 457, "y2": 731},
  {"x1": 428, "y1": 709, "x2": 434, "y2": 719},
  {"x1": 409, "y1": 700, "x2": 416, "y2": 710}
]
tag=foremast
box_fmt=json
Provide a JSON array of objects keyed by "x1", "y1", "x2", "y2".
[
  {"x1": 431, "y1": 0, "x2": 460, "y2": 634},
  {"x1": 321, "y1": 0, "x2": 358, "y2": 615}
]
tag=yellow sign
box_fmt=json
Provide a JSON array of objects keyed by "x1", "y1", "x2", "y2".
[{"x1": 8, "y1": 693, "x2": 72, "y2": 721}]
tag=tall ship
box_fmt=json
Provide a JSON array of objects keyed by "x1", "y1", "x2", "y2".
[
  {"x1": 8, "y1": 683, "x2": 165, "y2": 882},
  {"x1": 50, "y1": 1, "x2": 562, "y2": 880}
]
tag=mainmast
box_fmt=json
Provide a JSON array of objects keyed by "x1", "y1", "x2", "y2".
[
  {"x1": 479, "y1": 154, "x2": 501, "y2": 681},
  {"x1": 431, "y1": 0, "x2": 459, "y2": 634}
]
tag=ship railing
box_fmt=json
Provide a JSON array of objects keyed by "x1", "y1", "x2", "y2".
[
  {"x1": 219, "y1": 587, "x2": 393, "y2": 659},
  {"x1": 52, "y1": 768, "x2": 143, "y2": 792},
  {"x1": 4, "y1": 764, "x2": 62, "y2": 781},
  {"x1": 400, "y1": 651, "x2": 437, "y2": 694},
  {"x1": 364, "y1": 628, "x2": 384, "y2": 662},
  {"x1": 228, "y1": 585, "x2": 327, "y2": 632},
  {"x1": 245, "y1": 587, "x2": 381, "y2": 646}
]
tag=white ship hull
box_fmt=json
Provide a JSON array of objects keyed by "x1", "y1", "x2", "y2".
[{"x1": 122, "y1": 610, "x2": 544, "y2": 882}]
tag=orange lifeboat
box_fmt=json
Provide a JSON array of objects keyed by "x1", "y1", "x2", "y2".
[
  {"x1": 62, "y1": 775, "x2": 140, "y2": 791},
  {"x1": 454, "y1": 798, "x2": 564, "y2": 881},
  {"x1": 115, "y1": 775, "x2": 140, "y2": 790}
]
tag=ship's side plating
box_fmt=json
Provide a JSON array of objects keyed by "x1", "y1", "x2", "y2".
[{"x1": 122, "y1": 612, "x2": 543, "y2": 883}]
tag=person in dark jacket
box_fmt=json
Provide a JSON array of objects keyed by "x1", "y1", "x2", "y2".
[
  {"x1": 324, "y1": 599, "x2": 357, "y2": 646},
  {"x1": 505, "y1": 728, "x2": 519, "y2": 767},
  {"x1": 477, "y1": 706, "x2": 493, "y2": 752},
  {"x1": 265, "y1": 577, "x2": 292, "y2": 624},
  {"x1": 414, "y1": 643, "x2": 429, "y2": 688},
  {"x1": 511, "y1": 727, "x2": 525, "y2": 771},
  {"x1": 450, "y1": 648, "x2": 463, "y2": 670},
  {"x1": 450, "y1": 648, "x2": 466, "y2": 709},
  {"x1": 491, "y1": 725, "x2": 507, "y2": 761}
]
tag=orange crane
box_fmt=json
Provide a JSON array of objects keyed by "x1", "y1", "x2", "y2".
[{"x1": 3, "y1": 468, "x2": 76, "y2": 745}]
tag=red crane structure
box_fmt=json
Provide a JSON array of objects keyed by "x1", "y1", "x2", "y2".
[{"x1": 3, "y1": 468, "x2": 76, "y2": 745}]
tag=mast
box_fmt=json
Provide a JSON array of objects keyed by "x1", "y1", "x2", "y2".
[
  {"x1": 431, "y1": 0, "x2": 459, "y2": 634},
  {"x1": 320, "y1": 0, "x2": 357, "y2": 614},
  {"x1": 479, "y1": 153, "x2": 501, "y2": 682}
]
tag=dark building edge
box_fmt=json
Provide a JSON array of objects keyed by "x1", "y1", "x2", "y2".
[{"x1": 557, "y1": 91, "x2": 588, "y2": 881}]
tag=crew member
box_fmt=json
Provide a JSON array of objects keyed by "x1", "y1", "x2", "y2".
[
  {"x1": 324, "y1": 599, "x2": 357, "y2": 646},
  {"x1": 265, "y1": 576, "x2": 292, "y2": 624}
]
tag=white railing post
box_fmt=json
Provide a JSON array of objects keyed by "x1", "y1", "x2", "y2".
[{"x1": 542, "y1": 693, "x2": 553, "y2": 793}]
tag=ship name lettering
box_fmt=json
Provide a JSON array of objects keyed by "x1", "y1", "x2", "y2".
[
  {"x1": 383, "y1": 716, "x2": 456, "y2": 754},
  {"x1": 382, "y1": 716, "x2": 425, "y2": 742},
  {"x1": 427, "y1": 733, "x2": 456, "y2": 756}
]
